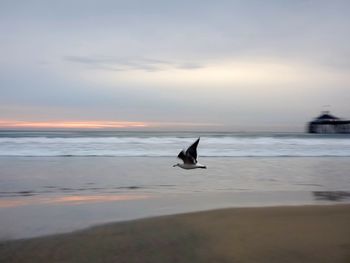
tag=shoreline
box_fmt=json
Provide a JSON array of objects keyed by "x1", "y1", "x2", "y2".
[
  {"x1": 1, "y1": 204, "x2": 350, "y2": 262},
  {"x1": 1, "y1": 189, "x2": 349, "y2": 240}
]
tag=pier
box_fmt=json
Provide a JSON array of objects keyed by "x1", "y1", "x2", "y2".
[{"x1": 308, "y1": 111, "x2": 350, "y2": 134}]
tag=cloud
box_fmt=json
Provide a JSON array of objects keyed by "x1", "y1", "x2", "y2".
[
  {"x1": 0, "y1": 120, "x2": 148, "y2": 129},
  {"x1": 2, "y1": 1, "x2": 350, "y2": 131},
  {"x1": 64, "y1": 55, "x2": 204, "y2": 72},
  {"x1": 0, "y1": 119, "x2": 222, "y2": 130}
]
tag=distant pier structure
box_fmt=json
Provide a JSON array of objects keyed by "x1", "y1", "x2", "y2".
[{"x1": 308, "y1": 111, "x2": 350, "y2": 134}]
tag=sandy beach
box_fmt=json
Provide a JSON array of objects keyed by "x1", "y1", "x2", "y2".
[{"x1": 1, "y1": 204, "x2": 349, "y2": 263}]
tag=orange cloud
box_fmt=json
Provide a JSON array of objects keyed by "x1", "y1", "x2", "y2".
[
  {"x1": 0, "y1": 119, "x2": 222, "y2": 129},
  {"x1": 0, "y1": 120, "x2": 147, "y2": 129}
]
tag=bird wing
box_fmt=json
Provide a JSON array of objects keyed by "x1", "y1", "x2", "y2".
[
  {"x1": 177, "y1": 150, "x2": 196, "y2": 164},
  {"x1": 185, "y1": 137, "x2": 200, "y2": 163},
  {"x1": 177, "y1": 150, "x2": 187, "y2": 162},
  {"x1": 176, "y1": 138, "x2": 201, "y2": 165}
]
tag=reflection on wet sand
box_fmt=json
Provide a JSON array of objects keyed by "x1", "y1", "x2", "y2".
[
  {"x1": 313, "y1": 191, "x2": 350, "y2": 201},
  {"x1": 0, "y1": 194, "x2": 151, "y2": 208}
]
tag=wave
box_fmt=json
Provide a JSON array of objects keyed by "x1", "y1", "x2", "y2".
[{"x1": 0, "y1": 135, "x2": 350, "y2": 157}]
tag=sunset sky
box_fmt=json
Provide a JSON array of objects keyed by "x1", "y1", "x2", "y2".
[{"x1": 1, "y1": 0, "x2": 350, "y2": 131}]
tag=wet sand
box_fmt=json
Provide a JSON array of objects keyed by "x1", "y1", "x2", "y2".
[{"x1": 1, "y1": 204, "x2": 350, "y2": 263}]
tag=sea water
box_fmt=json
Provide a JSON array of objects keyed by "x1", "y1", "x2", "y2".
[
  {"x1": 1, "y1": 131, "x2": 350, "y2": 157},
  {"x1": 0, "y1": 131, "x2": 350, "y2": 239}
]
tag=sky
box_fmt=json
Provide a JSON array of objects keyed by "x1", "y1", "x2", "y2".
[{"x1": 1, "y1": 0, "x2": 350, "y2": 131}]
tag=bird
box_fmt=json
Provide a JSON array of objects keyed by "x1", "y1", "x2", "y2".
[{"x1": 173, "y1": 138, "x2": 207, "y2": 169}]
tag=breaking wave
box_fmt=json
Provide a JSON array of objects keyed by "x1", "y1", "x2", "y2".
[{"x1": 0, "y1": 133, "x2": 350, "y2": 157}]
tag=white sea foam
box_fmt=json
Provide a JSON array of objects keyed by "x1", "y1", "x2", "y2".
[{"x1": 0, "y1": 134, "x2": 350, "y2": 157}]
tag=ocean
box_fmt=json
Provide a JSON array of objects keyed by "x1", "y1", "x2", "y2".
[
  {"x1": 1, "y1": 131, "x2": 350, "y2": 239},
  {"x1": 1, "y1": 131, "x2": 350, "y2": 157}
]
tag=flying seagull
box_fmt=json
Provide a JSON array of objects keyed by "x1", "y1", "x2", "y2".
[{"x1": 173, "y1": 138, "x2": 207, "y2": 169}]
